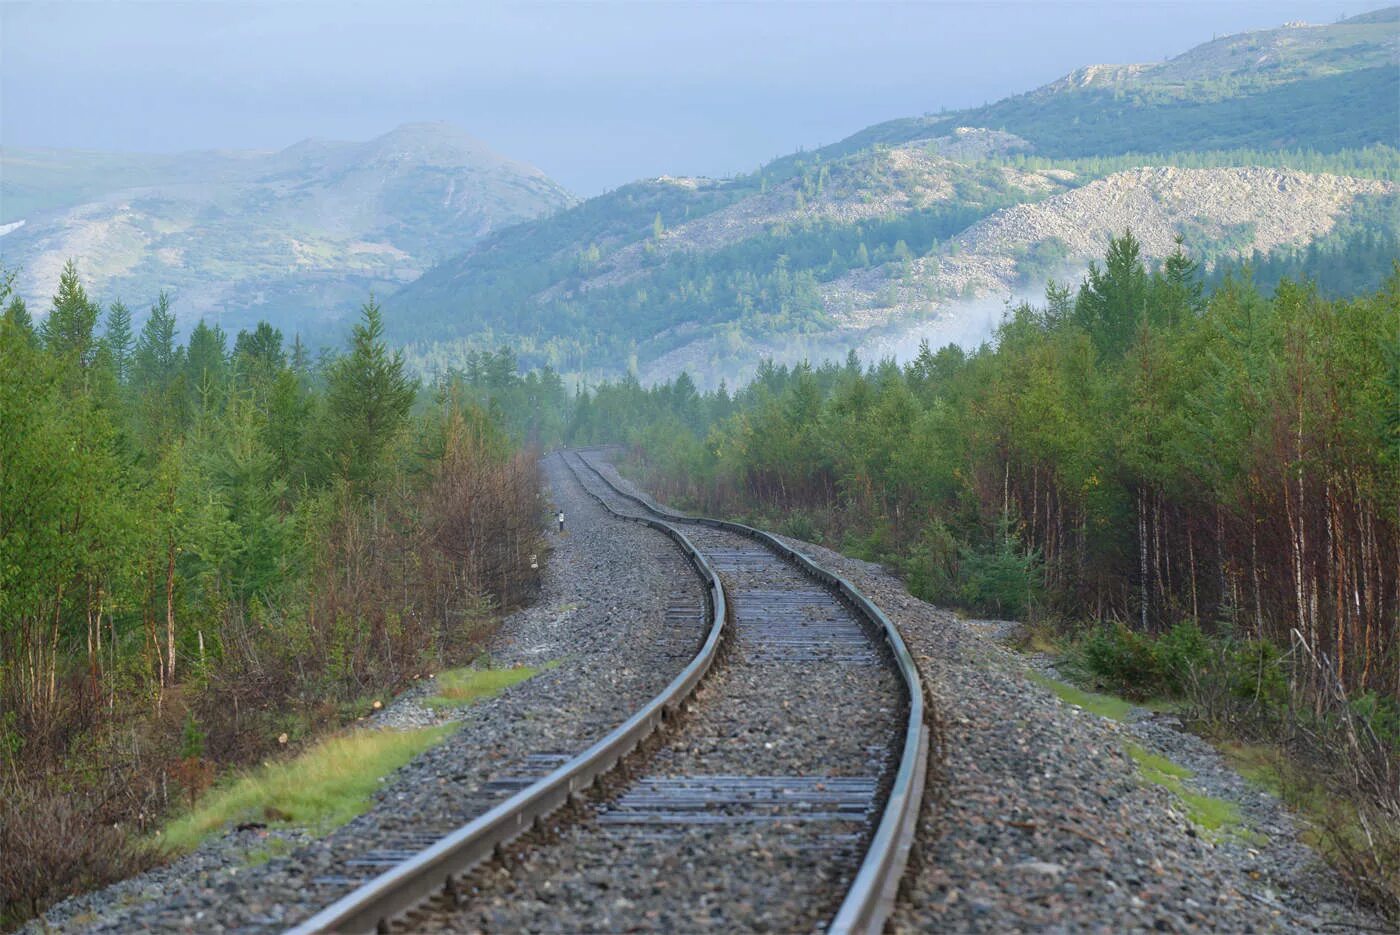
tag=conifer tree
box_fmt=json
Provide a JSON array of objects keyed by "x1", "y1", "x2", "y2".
[
  {"x1": 103, "y1": 300, "x2": 134, "y2": 383},
  {"x1": 40, "y1": 260, "x2": 99, "y2": 368},
  {"x1": 326, "y1": 297, "x2": 416, "y2": 494}
]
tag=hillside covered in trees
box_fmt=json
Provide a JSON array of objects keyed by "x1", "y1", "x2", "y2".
[{"x1": 388, "y1": 11, "x2": 1399, "y2": 385}]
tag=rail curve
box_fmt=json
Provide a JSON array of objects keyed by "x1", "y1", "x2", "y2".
[
  {"x1": 291, "y1": 448, "x2": 927, "y2": 934},
  {"x1": 571, "y1": 449, "x2": 929, "y2": 934}
]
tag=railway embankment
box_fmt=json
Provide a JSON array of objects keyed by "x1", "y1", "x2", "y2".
[{"x1": 30, "y1": 451, "x2": 1381, "y2": 933}]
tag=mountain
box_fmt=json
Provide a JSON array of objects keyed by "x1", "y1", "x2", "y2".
[
  {"x1": 809, "y1": 9, "x2": 1399, "y2": 162},
  {"x1": 390, "y1": 13, "x2": 1398, "y2": 386},
  {"x1": 0, "y1": 123, "x2": 574, "y2": 336}
]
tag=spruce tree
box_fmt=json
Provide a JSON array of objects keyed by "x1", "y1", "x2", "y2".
[
  {"x1": 325, "y1": 297, "x2": 416, "y2": 494},
  {"x1": 103, "y1": 300, "x2": 135, "y2": 383},
  {"x1": 40, "y1": 260, "x2": 100, "y2": 368}
]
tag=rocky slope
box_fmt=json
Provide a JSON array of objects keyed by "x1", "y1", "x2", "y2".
[
  {"x1": 0, "y1": 123, "x2": 574, "y2": 336},
  {"x1": 822, "y1": 166, "x2": 1393, "y2": 325}
]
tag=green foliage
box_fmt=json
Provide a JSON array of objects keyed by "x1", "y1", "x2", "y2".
[
  {"x1": 1078, "y1": 623, "x2": 1165, "y2": 699},
  {"x1": 2, "y1": 261, "x2": 542, "y2": 928},
  {"x1": 179, "y1": 714, "x2": 206, "y2": 760},
  {"x1": 471, "y1": 234, "x2": 1397, "y2": 719},
  {"x1": 1076, "y1": 619, "x2": 1289, "y2": 706},
  {"x1": 957, "y1": 513, "x2": 1043, "y2": 618},
  {"x1": 325, "y1": 298, "x2": 417, "y2": 494}
]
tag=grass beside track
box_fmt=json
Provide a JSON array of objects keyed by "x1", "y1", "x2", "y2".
[
  {"x1": 160, "y1": 725, "x2": 453, "y2": 854},
  {"x1": 1025, "y1": 669, "x2": 1259, "y2": 844},
  {"x1": 426, "y1": 660, "x2": 553, "y2": 710},
  {"x1": 159, "y1": 659, "x2": 554, "y2": 854},
  {"x1": 1026, "y1": 670, "x2": 1135, "y2": 720},
  {"x1": 1124, "y1": 742, "x2": 1260, "y2": 844}
]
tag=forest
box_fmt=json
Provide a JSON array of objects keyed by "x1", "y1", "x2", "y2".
[
  {"x1": 452, "y1": 238, "x2": 1400, "y2": 908},
  {"x1": 0, "y1": 266, "x2": 541, "y2": 924},
  {"x1": 451, "y1": 235, "x2": 1399, "y2": 710}
]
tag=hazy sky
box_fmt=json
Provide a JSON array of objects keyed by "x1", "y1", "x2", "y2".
[{"x1": 2, "y1": 1, "x2": 1390, "y2": 194}]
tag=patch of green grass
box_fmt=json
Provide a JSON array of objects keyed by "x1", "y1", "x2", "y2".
[
  {"x1": 159, "y1": 725, "x2": 452, "y2": 854},
  {"x1": 1124, "y1": 742, "x2": 1263, "y2": 844},
  {"x1": 425, "y1": 661, "x2": 553, "y2": 710},
  {"x1": 242, "y1": 837, "x2": 293, "y2": 867},
  {"x1": 1218, "y1": 740, "x2": 1285, "y2": 796},
  {"x1": 1126, "y1": 742, "x2": 1192, "y2": 781},
  {"x1": 1027, "y1": 670, "x2": 1136, "y2": 721}
]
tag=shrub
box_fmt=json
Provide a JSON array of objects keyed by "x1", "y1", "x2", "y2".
[
  {"x1": 0, "y1": 782, "x2": 155, "y2": 929},
  {"x1": 897, "y1": 521, "x2": 959, "y2": 605},
  {"x1": 956, "y1": 513, "x2": 1043, "y2": 618},
  {"x1": 1152, "y1": 619, "x2": 1212, "y2": 694},
  {"x1": 1078, "y1": 622, "x2": 1163, "y2": 699}
]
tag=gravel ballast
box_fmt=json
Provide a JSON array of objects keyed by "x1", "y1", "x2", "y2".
[
  {"x1": 775, "y1": 535, "x2": 1385, "y2": 933},
  {"x1": 29, "y1": 450, "x2": 1383, "y2": 933},
  {"x1": 411, "y1": 456, "x2": 905, "y2": 933},
  {"x1": 28, "y1": 453, "x2": 707, "y2": 934}
]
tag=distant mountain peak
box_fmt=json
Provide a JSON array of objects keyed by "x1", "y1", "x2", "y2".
[{"x1": 357, "y1": 122, "x2": 532, "y2": 173}]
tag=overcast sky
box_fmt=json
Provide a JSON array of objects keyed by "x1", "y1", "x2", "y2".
[{"x1": 1, "y1": 0, "x2": 1390, "y2": 194}]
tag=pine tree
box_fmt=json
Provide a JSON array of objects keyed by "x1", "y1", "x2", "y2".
[
  {"x1": 40, "y1": 260, "x2": 100, "y2": 368},
  {"x1": 3, "y1": 295, "x2": 34, "y2": 342},
  {"x1": 133, "y1": 293, "x2": 182, "y2": 393},
  {"x1": 326, "y1": 297, "x2": 417, "y2": 494},
  {"x1": 185, "y1": 320, "x2": 229, "y2": 418},
  {"x1": 103, "y1": 300, "x2": 135, "y2": 383},
  {"x1": 1073, "y1": 230, "x2": 1148, "y2": 358}
]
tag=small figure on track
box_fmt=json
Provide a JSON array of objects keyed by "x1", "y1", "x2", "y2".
[{"x1": 557, "y1": 510, "x2": 565, "y2": 533}]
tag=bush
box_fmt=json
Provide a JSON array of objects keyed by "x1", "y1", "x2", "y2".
[
  {"x1": 1075, "y1": 619, "x2": 1288, "y2": 706},
  {"x1": 956, "y1": 513, "x2": 1042, "y2": 618},
  {"x1": 1152, "y1": 618, "x2": 1212, "y2": 694},
  {"x1": 1078, "y1": 622, "x2": 1163, "y2": 698},
  {"x1": 0, "y1": 782, "x2": 156, "y2": 929},
  {"x1": 897, "y1": 521, "x2": 959, "y2": 606}
]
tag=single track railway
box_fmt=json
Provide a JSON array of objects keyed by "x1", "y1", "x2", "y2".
[{"x1": 290, "y1": 450, "x2": 927, "y2": 934}]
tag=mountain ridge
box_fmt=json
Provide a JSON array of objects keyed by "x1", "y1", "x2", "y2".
[
  {"x1": 0, "y1": 123, "x2": 575, "y2": 335},
  {"x1": 389, "y1": 12, "x2": 1399, "y2": 385}
]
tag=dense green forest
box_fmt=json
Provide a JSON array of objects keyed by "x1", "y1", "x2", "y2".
[
  {"x1": 0, "y1": 267, "x2": 541, "y2": 924},
  {"x1": 445, "y1": 237, "x2": 1400, "y2": 712}
]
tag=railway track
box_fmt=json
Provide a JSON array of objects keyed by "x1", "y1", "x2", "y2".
[{"x1": 291, "y1": 450, "x2": 927, "y2": 934}]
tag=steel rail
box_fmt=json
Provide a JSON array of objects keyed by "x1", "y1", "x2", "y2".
[
  {"x1": 287, "y1": 454, "x2": 726, "y2": 934},
  {"x1": 574, "y1": 449, "x2": 929, "y2": 935}
]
